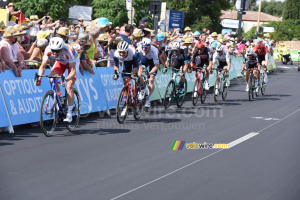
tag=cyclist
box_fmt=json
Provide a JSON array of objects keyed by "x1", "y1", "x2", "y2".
[
  {"x1": 241, "y1": 48, "x2": 261, "y2": 92},
  {"x1": 137, "y1": 38, "x2": 159, "y2": 108},
  {"x1": 164, "y1": 41, "x2": 190, "y2": 93},
  {"x1": 253, "y1": 41, "x2": 268, "y2": 81},
  {"x1": 211, "y1": 44, "x2": 231, "y2": 95},
  {"x1": 36, "y1": 37, "x2": 77, "y2": 123},
  {"x1": 191, "y1": 41, "x2": 211, "y2": 91},
  {"x1": 113, "y1": 41, "x2": 143, "y2": 116}
]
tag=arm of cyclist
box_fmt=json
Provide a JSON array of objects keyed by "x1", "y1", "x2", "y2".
[{"x1": 36, "y1": 59, "x2": 48, "y2": 85}]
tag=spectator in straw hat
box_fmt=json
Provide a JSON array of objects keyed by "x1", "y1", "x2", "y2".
[
  {"x1": 132, "y1": 28, "x2": 144, "y2": 48},
  {"x1": 0, "y1": 27, "x2": 24, "y2": 76},
  {"x1": 7, "y1": 3, "x2": 21, "y2": 23},
  {"x1": 0, "y1": 20, "x2": 6, "y2": 41},
  {"x1": 115, "y1": 26, "x2": 120, "y2": 35},
  {"x1": 13, "y1": 24, "x2": 36, "y2": 59},
  {"x1": 56, "y1": 27, "x2": 69, "y2": 43}
]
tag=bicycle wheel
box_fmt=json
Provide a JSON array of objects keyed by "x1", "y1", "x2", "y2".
[
  {"x1": 40, "y1": 90, "x2": 58, "y2": 137},
  {"x1": 251, "y1": 75, "x2": 255, "y2": 99},
  {"x1": 64, "y1": 89, "x2": 81, "y2": 132},
  {"x1": 222, "y1": 78, "x2": 228, "y2": 101},
  {"x1": 214, "y1": 77, "x2": 219, "y2": 102},
  {"x1": 192, "y1": 78, "x2": 200, "y2": 106},
  {"x1": 116, "y1": 86, "x2": 129, "y2": 124},
  {"x1": 134, "y1": 86, "x2": 145, "y2": 120},
  {"x1": 200, "y1": 78, "x2": 207, "y2": 104},
  {"x1": 261, "y1": 74, "x2": 266, "y2": 96},
  {"x1": 176, "y1": 79, "x2": 187, "y2": 108},
  {"x1": 248, "y1": 75, "x2": 253, "y2": 101},
  {"x1": 163, "y1": 80, "x2": 175, "y2": 110}
]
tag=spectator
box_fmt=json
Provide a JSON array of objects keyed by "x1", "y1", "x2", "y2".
[
  {"x1": 7, "y1": 3, "x2": 21, "y2": 23},
  {"x1": 0, "y1": 20, "x2": 6, "y2": 41},
  {"x1": 77, "y1": 17, "x2": 85, "y2": 34},
  {"x1": 0, "y1": 27, "x2": 23, "y2": 77},
  {"x1": 184, "y1": 27, "x2": 192, "y2": 37},
  {"x1": 118, "y1": 24, "x2": 133, "y2": 44},
  {"x1": 115, "y1": 26, "x2": 120, "y2": 35},
  {"x1": 107, "y1": 36, "x2": 123, "y2": 67},
  {"x1": 138, "y1": 17, "x2": 148, "y2": 31},
  {"x1": 14, "y1": 24, "x2": 36, "y2": 59},
  {"x1": 143, "y1": 28, "x2": 152, "y2": 39},
  {"x1": 96, "y1": 33, "x2": 109, "y2": 59},
  {"x1": 52, "y1": 18, "x2": 66, "y2": 37},
  {"x1": 132, "y1": 28, "x2": 144, "y2": 49},
  {"x1": 88, "y1": 25, "x2": 100, "y2": 61},
  {"x1": 40, "y1": 16, "x2": 58, "y2": 32},
  {"x1": 98, "y1": 17, "x2": 110, "y2": 34},
  {"x1": 69, "y1": 24, "x2": 77, "y2": 43},
  {"x1": 29, "y1": 15, "x2": 45, "y2": 44},
  {"x1": 75, "y1": 25, "x2": 80, "y2": 39},
  {"x1": 238, "y1": 38, "x2": 246, "y2": 54},
  {"x1": 27, "y1": 39, "x2": 48, "y2": 69},
  {"x1": 77, "y1": 32, "x2": 95, "y2": 75}
]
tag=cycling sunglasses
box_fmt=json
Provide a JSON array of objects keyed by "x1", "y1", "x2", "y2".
[
  {"x1": 217, "y1": 50, "x2": 222, "y2": 53},
  {"x1": 198, "y1": 48, "x2": 204, "y2": 51},
  {"x1": 142, "y1": 46, "x2": 150, "y2": 50},
  {"x1": 51, "y1": 49, "x2": 62, "y2": 53},
  {"x1": 119, "y1": 51, "x2": 127, "y2": 54}
]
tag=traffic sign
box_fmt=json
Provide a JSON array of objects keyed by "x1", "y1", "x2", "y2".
[
  {"x1": 262, "y1": 27, "x2": 275, "y2": 33},
  {"x1": 221, "y1": 19, "x2": 243, "y2": 29},
  {"x1": 235, "y1": 0, "x2": 250, "y2": 10}
]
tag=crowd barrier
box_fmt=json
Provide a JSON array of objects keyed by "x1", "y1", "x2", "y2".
[{"x1": 0, "y1": 54, "x2": 276, "y2": 133}]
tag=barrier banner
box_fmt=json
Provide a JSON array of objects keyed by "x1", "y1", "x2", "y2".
[
  {"x1": 154, "y1": 68, "x2": 172, "y2": 99},
  {"x1": 0, "y1": 70, "x2": 50, "y2": 125},
  {"x1": 0, "y1": 86, "x2": 11, "y2": 128},
  {"x1": 96, "y1": 67, "x2": 123, "y2": 109},
  {"x1": 74, "y1": 69, "x2": 108, "y2": 114}
]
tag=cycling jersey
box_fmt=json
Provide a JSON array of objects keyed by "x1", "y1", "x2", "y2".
[
  {"x1": 113, "y1": 47, "x2": 141, "y2": 78},
  {"x1": 253, "y1": 46, "x2": 268, "y2": 65},
  {"x1": 167, "y1": 48, "x2": 190, "y2": 69},
  {"x1": 191, "y1": 47, "x2": 210, "y2": 68},
  {"x1": 243, "y1": 54, "x2": 259, "y2": 69},
  {"x1": 213, "y1": 50, "x2": 230, "y2": 69},
  {"x1": 137, "y1": 45, "x2": 159, "y2": 76}
]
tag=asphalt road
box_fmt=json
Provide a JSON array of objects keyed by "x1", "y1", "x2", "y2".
[{"x1": 1, "y1": 61, "x2": 299, "y2": 200}]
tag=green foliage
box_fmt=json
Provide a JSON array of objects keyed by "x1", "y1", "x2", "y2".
[
  {"x1": 266, "y1": 19, "x2": 300, "y2": 41},
  {"x1": 190, "y1": 16, "x2": 212, "y2": 32},
  {"x1": 253, "y1": 0, "x2": 285, "y2": 17},
  {"x1": 283, "y1": 0, "x2": 300, "y2": 20},
  {"x1": 93, "y1": 0, "x2": 152, "y2": 26},
  {"x1": 16, "y1": 0, "x2": 82, "y2": 20}
]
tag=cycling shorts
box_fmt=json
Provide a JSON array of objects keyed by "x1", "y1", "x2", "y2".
[
  {"x1": 51, "y1": 61, "x2": 77, "y2": 81},
  {"x1": 141, "y1": 57, "x2": 157, "y2": 76},
  {"x1": 217, "y1": 61, "x2": 227, "y2": 69}
]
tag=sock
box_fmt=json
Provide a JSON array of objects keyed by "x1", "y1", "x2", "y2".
[{"x1": 68, "y1": 106, "x2": 73, "y2": 114}]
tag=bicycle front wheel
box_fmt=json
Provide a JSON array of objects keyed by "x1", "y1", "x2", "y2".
[
  {"x1": 248, "y1": 75, "x2": 253, "y2": 101},
  {"x1": 163, "y1": 80, "x2": 175, "y2": 110},
  {"x1": 222, "y1": 78, "x2": 228, "y2": 101},
  {"x1": 214, "y1": 77, "x2": 219, "y2": 102},
  {"x1": 176, "y1": 79, "x2": 187, "y2": 108},
  {"x1": 65, "y1": 89, "x2": 81, "y2": 132},
  {"x1": 116, "y1": 86, "x2": 129, "y2": 124},
  {"x1": 192, "y1": 79, "x2": 200, "y2": 106},
  {"x1": 134, "y1": 86, "x2": 145, "y2": 120},
  {"x1": 40, "y1": 90, "x2": 58, "y2": 137}
]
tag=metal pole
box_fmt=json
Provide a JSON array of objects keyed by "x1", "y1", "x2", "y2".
[
  {"x1": 257, "y1": 0, "x2": 262, "y2": 34},
  {"x1": 237, "y1": 0, "x2": 245, "y2": 38}
]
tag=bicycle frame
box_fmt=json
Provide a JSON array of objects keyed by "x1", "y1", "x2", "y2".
[
  {"x1": 171, "y1": 68, "x2": 185, "y2": 98},
  {"x1": 123, "y1": 74, "x2": 143, "y2": 109}
]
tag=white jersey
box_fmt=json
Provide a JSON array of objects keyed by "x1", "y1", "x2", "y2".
[
  {"x1": 136, "y1": 45, "x2": 159, "y2": 65},
  {"x1": 43, "y1": 44, "x2": 76, "y2": 65},
  {"x1": 114, "y1": 46, "x2": 136, "y2": 62},
  {"x1": 213, "y1": 50, "x2": 230, "y2": 63}
]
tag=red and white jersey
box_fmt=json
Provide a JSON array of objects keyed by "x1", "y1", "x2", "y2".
[{"x1": 43, "y1": 44, "x2": 76, "y2": 65}]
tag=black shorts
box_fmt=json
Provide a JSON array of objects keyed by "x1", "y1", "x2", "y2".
[
  {"x1": 141, "y1": 56, "x2": 157, "y2": 76},
  {"x1": 257, "y1": 55, "x2": 265, "y2": 65},
  {"x1": 217, "y1": 61, "x2": 227, "y2": 69}
]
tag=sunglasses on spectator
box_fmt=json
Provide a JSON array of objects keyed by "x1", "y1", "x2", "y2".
[{"x1": 51, "y1": 49, "x2": 61, "y2": 53}]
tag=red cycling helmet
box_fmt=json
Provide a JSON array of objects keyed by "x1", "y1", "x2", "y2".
[
  {"x1": 256, "y1": 41, "x2": 264, "y2": 48},
  {"x1": 197, "y1": 41, "x2": 204, "y2": 49}
]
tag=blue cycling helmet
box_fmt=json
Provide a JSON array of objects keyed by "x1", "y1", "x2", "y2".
[
  {"x1": 194, "y1": 31, "x2": 200, "y2": 36},
  {"x1": 156, "y1": 32, "x2": 165, "y2": 42},
  {"x1": 211, "y1": 41, "x2": 217, "y2": 49},
  {"x1": 98, "y1": 17, "x2": 110, "y2": 27}
]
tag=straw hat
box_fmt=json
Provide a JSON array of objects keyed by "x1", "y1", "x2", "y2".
[
  {"x1": 97, "y1": 33, "x2": 109, "y2": 42},
  {"x1": 0, "y1": 20, "x2": 6, "y2": 31},
  {"x1": 3, "y1": 27, "x2": 16, "y2": 38},
  {"x1": 13, "y1": 25, "x2": 26, "y2": 35},
  {"x1": 85, "y1": 25, "x2": 91, "y2": 33},
  {"x1": 30, "y1": 15, "x2": 39, "y2": 20},
  {"x1": 133, "y1": 29, "x2": 144, "y2": 37},
  {"x1": 113, "y1": 36, "x2": 123, "y2": 44},
  {"x1": 211, "y1": 32, "x2": 218, "y2": 37},
  {"x1": 57, "y1": 27, "x2": 69, "y2": 36},
  {"x1": 8, "y1": 3, "x2": 15, "y2": 7},
  {"x1": 184, "y1": 27, "x2": 191, "y2": 32},
  {"x1": 218, "y1": 34, "x2": 224, "y2": 39},
  {"x1": 36, "y1": 30, "x2": 51, "y2": 39},
  {"x1": 184, "y1": 37, "x2": 193, "y2": 44}
]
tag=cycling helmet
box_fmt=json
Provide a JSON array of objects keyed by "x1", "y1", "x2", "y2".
[
  {"x1": 211, "y1": 41, "x2": 217, "y2": 49},
  {"x1": 246, "y1": 48, "x2": 254, "y2": 55},
  {"x1": 49, "y1": 37, "x2": 64, "y2": 50},
  {"x1": 141, "y1": 38, "x2": 152, "y2": 47},
  {"x1": 194, "y1": 31, "x2": 200, "y2": 36},
  {"x1": 156, "y1": 32, "x2": 165, "y2": 42},
  {"x1": 172, "y1": 42, "x2": 180, "y2": 50},
  {"x1": 216, "y1": 44, "x2": 224, "y2": 52},
  {"x1": 256, "y1": 41, "x2": 264, "y2": 48},
  {"x1": 117, "y1": 41, "x2": 129, "y2": 52},
  {"x1": 196, "y1": 41, "x2": 204, "y2": 49}
]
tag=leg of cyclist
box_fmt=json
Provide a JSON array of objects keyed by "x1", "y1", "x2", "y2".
[
  {"x1": 64, "y1": 62, "x2": 77, "y2": 122},
  {"x1": 145, "y1": 61, "x2": 158, "y2": 108}
]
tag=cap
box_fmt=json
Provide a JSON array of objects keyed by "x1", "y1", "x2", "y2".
[
  {"x1": 156, "y1": 32, "x2": 165, "y2": 42},
  {"x1": 141, "y1": 17, "x2": 148, "y2": 23},
  {"x1": 98, "y1": 17, "x2": 110, "y2": 28},
  {"x1": 57, "y1": 27, "x2": 69, "y2": 36}
]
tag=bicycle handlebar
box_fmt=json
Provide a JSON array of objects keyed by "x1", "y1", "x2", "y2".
[{"x1": 35, "y1": 72, "x2": 65, "y2": 82}]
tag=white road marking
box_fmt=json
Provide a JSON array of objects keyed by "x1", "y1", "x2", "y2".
[
  {"x1": 251, "y1": 117, "x2": 280, "y2": 121},
  {"x1": 277, "y1": 65, "x2": 298, "y2": 69},
  {"x1": 227, "y1": 132, "x2": 259, "y2": 149},
  {"x1": 109, "y1": 108, "x2": 300, "y2": 200}
]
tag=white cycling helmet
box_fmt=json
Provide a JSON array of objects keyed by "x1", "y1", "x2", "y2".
[
  {"x1": 117, "y1": 41, "x2": 129, "y2": 52},
  {"x1": 141, "y1": 38, "x2": 152, "y2": 47},
  {"x1": 172, "y1": 42, "x2": 180, "y2": 50},
  {"x1": 246, "y1": 48, "x2": 254, "y2": 55},
  {"x1": 49, "y1": 37, "x2": 65, "y2": 50},
  {"x1": 216, "y1": 44, "x2": 224, "y2": 52}
]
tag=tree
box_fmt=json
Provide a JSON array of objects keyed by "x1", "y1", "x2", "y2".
[
  {"x1": 253, "y1": 0, "x2": 285, "y2": 17},
  {"x1": 283, "y1": 0, "x2": 300, "y2": 20},
  {"x1": 93, "y1": 0, "x2": 152, "y2": 26},
  {"x1": 16, "y1": 0, "x2": 84, "y2": 20}
]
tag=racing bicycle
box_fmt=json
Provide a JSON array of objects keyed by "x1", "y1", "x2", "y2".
[
  {"x1": 192, "y1": 65, "x2": 208, "y2": 106},
  {"x1": 213, "y1": 68, "x2": 229, "y2": 102}
]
